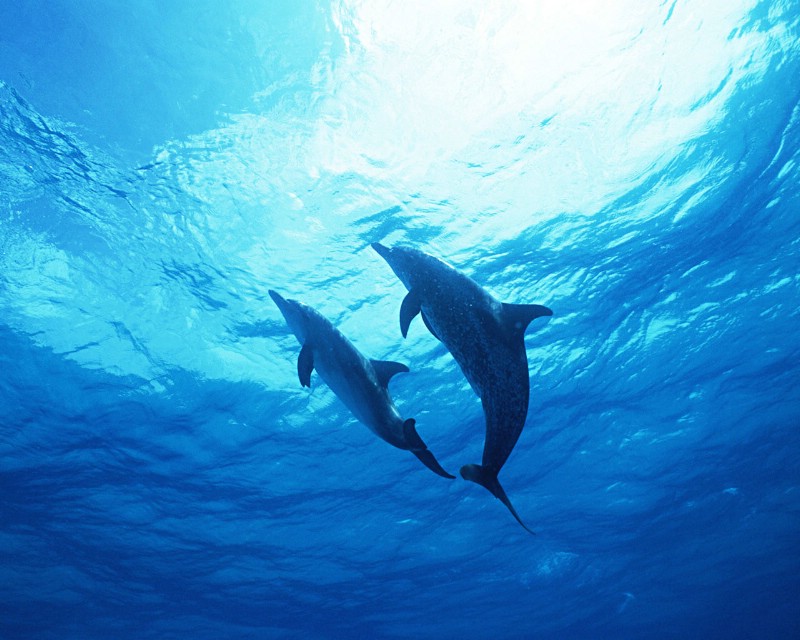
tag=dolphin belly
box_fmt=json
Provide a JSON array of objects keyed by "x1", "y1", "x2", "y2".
[{"x1": 312, "y1": 350, "x2": 400, "y2": 440}]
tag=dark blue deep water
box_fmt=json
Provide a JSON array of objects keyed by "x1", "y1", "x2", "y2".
[{"x1": 2, "y1": 2, "x2": 799, "y2": 639}]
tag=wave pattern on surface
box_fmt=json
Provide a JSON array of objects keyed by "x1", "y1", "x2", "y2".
[{"x1": 1, "y1": 2, "x2": 800, "y2": 639}]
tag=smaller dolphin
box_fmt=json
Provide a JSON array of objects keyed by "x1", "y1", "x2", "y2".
[
  {"x1": 372, "y1": 243, "x2": 552, "y2": 533},
  {"x1": 269, "y1": 289, "x2": 454, "y2": 479}
]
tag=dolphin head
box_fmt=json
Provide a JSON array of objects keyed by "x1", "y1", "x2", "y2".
[
  {"x1": 371, "y1": 242, "x2": 425, "y2": 290},
  {"x1": 268, "y1": 289, "x2": 310, "y2": 343}
]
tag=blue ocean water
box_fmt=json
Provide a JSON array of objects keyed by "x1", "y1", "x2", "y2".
[{"x1": 1, "y1": 1, "x2": 799, "y2": 638}]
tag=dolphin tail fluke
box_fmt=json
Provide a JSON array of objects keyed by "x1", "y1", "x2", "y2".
[
  {"x1": 412, "y1": 448, "x2": 456, "y2": 479},
  {"x1": 460, "y1": 464, "x2": 535, "y2": 534},
  {"x1": 403, "y1": 419, "x2": 455, "y2": 479}
]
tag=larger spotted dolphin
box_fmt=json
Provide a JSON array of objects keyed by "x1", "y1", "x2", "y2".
[
  {"x1": 371, "y1": 243, "x2": 552, "y2": 533},
  {"x1": 269, "y1": 289, "x2": 454, "y2": 479}
]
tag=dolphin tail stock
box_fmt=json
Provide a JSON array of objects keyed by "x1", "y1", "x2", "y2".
[
  {"x1": 403, "y1": 418, "x2": 455, "y2": 479},
  {"x1": 460, "y1": 464, "x2": 535, "y2": 534}
]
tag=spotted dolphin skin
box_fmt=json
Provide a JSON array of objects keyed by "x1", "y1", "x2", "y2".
[
  {"x1": 371, "y1": 243, "x2": 552, "y2": 533},
  {"x1": 269, "y1": 289, "x2": 454, "y2": 479}
]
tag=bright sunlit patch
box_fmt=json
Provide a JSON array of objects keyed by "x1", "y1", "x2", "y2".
[
  {"x1": 0, "y1": 0, "x2": 778, "y2": 386},
  {"x1": 314, "y1": 0, "x2": 768, "y2": 239}
]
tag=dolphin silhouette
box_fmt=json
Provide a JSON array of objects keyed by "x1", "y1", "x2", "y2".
[
  {"x1": 269, "y1": 289, "x2": 454, "y2": 479},
  {"x1": 371, "y1": 243, "x2": 552, "y2": 533}
]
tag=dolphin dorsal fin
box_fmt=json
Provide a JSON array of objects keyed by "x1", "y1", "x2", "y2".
[
  {"x1": 371, "y1": 359, "x2": 409, "y2": 388},
  {"x1": 502, "y1": 302, "x2": 553, "y2": 336}
]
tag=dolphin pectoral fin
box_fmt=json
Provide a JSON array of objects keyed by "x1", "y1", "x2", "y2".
[
  {"x1": 297, "y1": 343, "x2": 314, "y2": 388},
  {"x1": 399, "y1": 291, "x2": 422, "y2": 338},
  {"x1": 460, "y1": 464, "x2": 535, "y2": 534},
  {"x1": 371, "y1": 359, "x2": 410, "y2": 388},
  {"x1": 403, "y1": 419, "x2": 455, "y2": 479},
  {"x1": 421, "y1": 311, "x2": 441, "y2": 341},
  {"x1": 503, "y1": 302, "x2": 553, "y2": 335}
]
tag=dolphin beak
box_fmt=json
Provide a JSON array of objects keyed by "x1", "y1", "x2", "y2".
[
  {"x1": 371, "y1": 242, "x2": 390, "y2": 259},
  {"x1": 268, "y1": 289, "x2": 289, "y2": 312}
]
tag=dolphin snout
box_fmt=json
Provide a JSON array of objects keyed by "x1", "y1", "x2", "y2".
[
  {"x1": 371, "y1": 242, "x2": 390, "y2": 258},
  {"x1": 268, "y1": 289, "x2": 285, "y2": 306},
  {"x1": 269, "y1": 289, "x2": 293, "y2": 316}
]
